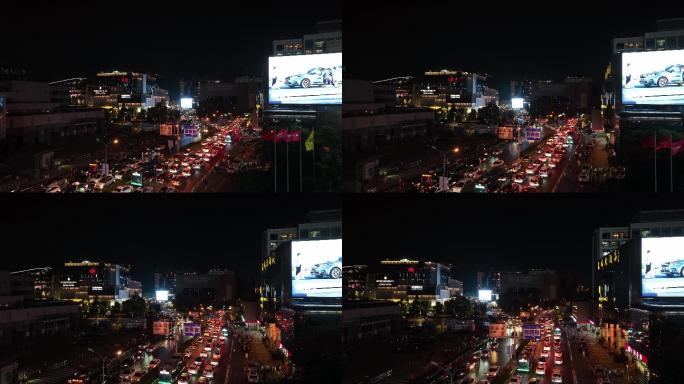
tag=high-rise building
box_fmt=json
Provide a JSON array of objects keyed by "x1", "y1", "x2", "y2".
[
  {"x1": 54, "y1": 261, "x2": 132, "y2": 302},
  {"x1": 9, "y1": 267, "x2": 53, "y2": 300},
  {"x1": 373, "y1": 258, "x2": 456, "y2": 304},
  {"x1": 343, "y1": 265, "x2": 368, "y2": 300},
  {"x1": 272, "y1": 20, "x2": 342, "y2": 56}
]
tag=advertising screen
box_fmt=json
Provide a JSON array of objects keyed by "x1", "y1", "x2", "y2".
[
  {"x1": 269, "y1": 53, "x2": 342, "y2": 105},
  {"x1": 478, "y1": 289, "x2": 493, "y2": 302},
  {"x1": 153, "y1": 321, "x2": 171, "y2": 335},
  {"x1": 183, "y1": 322, "x2": 201, "y2": 337},
  {"x1": 622, "y1": 50, "x2": 684, "y2": 105},
  {"x1": 489, "y1": 322, "x2": 507, "y2": 338},
  {"x1": 522, "y1": 323, "x2": 542, "y2": 340},
  {"x1": 181, "y1": 98, "x2": 193, "y2": 109},
  {"x1": 156, "y1": 290, "x2": 169, "y2": 302},
  {"x1": 498, "y1": 126, "x2": 514, "y2": 140},
  {"x1": 511, "y1": 97, "x2": 524, "y2": 109},
  {"x1": 642, "y1": 237, "x2": 684, "y2": 297},
  {"x1": 291, "y1": 239, "x2": 342, "y2": 298}
]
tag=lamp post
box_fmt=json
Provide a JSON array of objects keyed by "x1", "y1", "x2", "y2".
[
  {"x1": 429, "y1": 361, "x2": 453, "y2": 384},
  {"x1": 87, "y1": 348, "x2": 122, "y2": 384},
  {"x1": 96, "y1": 137, "x2": 119, "y2": 176},
  {"x1": 427, "y1": 146, "x2": 446, "y2": 178}
]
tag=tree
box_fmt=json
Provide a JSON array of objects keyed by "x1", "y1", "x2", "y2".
[
  {"x1": 434, "y1": 301, "x2": 444, "y2": 315},
  {"x1": 444, "y1": 296, "x2": 474, "y2": 318},
  {"x1": 112, "y1": 301, "x2": 122, "y2": 314},
  {"x1": 121, "y1": 295, "x2": 147, "y2": 318},
  {"x1": 467, "y1": 109, "x2": 478, "y2": 121},
  {"x1": 478, "y1": 103, "x2": 502, "y2": 125}
]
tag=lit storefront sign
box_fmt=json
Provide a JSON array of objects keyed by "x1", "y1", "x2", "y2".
[{"x1": 626, "y1": 343, "x2": 648, "y2": 365}]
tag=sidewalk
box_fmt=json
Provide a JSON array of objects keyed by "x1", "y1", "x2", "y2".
[
  {"x1": 241, "y1": 329, "x2": 284, "y2": 383},
  {"x1": 571, "y1": 327, "x2": 648, "y2": 384}
]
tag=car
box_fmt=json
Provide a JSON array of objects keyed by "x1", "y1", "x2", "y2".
[
  {"x1": 544, "y1": 341, "x2": 551, "y2": 351},
  {"x1": 526, "y1": 164, "x2": 537, "y2": 175},
  {"x1": 579, "y1": 170, "x2": 590, "y2": 183},
  {"x1": 120, "y1": 368, "x2": 136, "y2": 382},
  {"x1": 131, "y1": 371, "x2": 146, "y2": 383},
  {"x1": 283, "y1": 67, "x2": 335, "y2": 89},
  {"x1": 148, "y1": 359, "x2": 161, "y2": 369},
  {"x1": 211, "y1": 354, "x2": 220, "y2": 366},
  {"x1": 93, "y1": 175, "x2": 114, "y2": 190},
  {"x1": 536, "y1": 361, "x2": 546, "y2": 375},
  {"x1": 595, "y1": 379, "x2": 611, "y2": 384},
  {"x1": 509, "y1": 377, "x2": 521, "y2": 384},
  {"x1": 541, "y1": 350, "x2": 549, "y2": 358},
  {"x1": 539, "y1": 166, "x2": 549, "y2": 178},
  {"x1": 552, "y1": 372, "x2": 562, "y2": 383},
  {"x1": 203, "y1": 365, "x2": 214, "y2": 378},
  {"x1": 134, "y1": 351, "x2": 145, "y2": 361},
  {"x1": 184, "y1": 350, "x2": 193, "y2": 358},
  {"x1": 451, "y1": 179, "x2": 470, "y2": 193},
  {"x1": 555, "y1": 354, "x2": 563, "y2": 365},
  {"x1": 473, "y1": 169, "x2": 486, "y2": 180},
  {"x1": 199, "y1": 350, "x2": 208, "y2": 357},
  {"x1": 481, "y1": 350, "x2": 490, "y2": 358},
  {"x1": 116, "y1": 185, "x2": 135, "y2": 193},
  {"x1": 661, "y1": 260, "x2": 684, "y2": 277},
  {"x1": 490, "y1": 342, "x2": 499, "y2": 350},
  {"x1": 639, "y1": 64, "x2": 684, "y2": 87},
  {"x1": 188, "y1": 365, "x2": 199, "y2": 375},
  {"x1": 310, "y1": 256, "x2": 342, "y2": 279},
  {"x1": 492, "y1": 159, "x2": 505, "y2": 168},
  {"x1": 529, "y1": 176, "x2": 541, "y2": 187},
  {"x1": 197, "y1": 377, "x2": 207, "y2": 384},
  {"x1": 194, "y1": 357, "x2": 204, "y2": 366},
  {"x1": 487, "y1": 366, "x2": 499, "y2": 378},
  {"x1": 247, "y1": 371, "x2": 260, "y2": 383},
  {"x1": 513, "y1": 172, "x2": 526, "y2": 184},
  {"x1": 178, "y1": 373, "x2": 190, "y2": 384}
]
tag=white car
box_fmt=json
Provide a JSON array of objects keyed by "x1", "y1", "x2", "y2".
[
  {"x1": 114, "y1": 172, "x2": 124, "y2": 181},
  {"x1": 539, "y1": 166, "x2": 549, "y2": 178},
  {"x1": 487, "y1": 366, "x2": 499, "y2": 378},
  {"x1": 203, "y1": 365, "x2": 214, "y2": 378},
  {"x1": 536, "y1": 362, "x2": 546, "y2": 375},
  {"x1": 451, "y1": 179, "x2": 470, "y2": 193},
  {"x1": 552, "y1": 368, "x2": 562, "y2": 383},
  {"x1": 555, "y1": 354, "x2": 563, "y2": 365},
  {"x1": 541, "y1": 350, "x2": 549, "y2": 358},
  {"x1": 45, "y1": 186, "x2": 62, "y2": 193},
  {"x1": 95, "y1": 175, "x2": 115, "y2": 190},
  {"x1": 529, "y1": 176, "x2": 540, "y2": 187},
  {"x1": 115, "y1": 185, "x2": 135, "y2": 193},
  {"x1": 178, "y1": 373, "x2": 190, "y2": 384},
  {"x1": 247, "y1": 371, "x2": 260, "y2": 383}
]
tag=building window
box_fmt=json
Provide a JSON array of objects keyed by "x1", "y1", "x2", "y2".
[
  {"x1": 275, "y1": 44, "x2": 284, "y2": 52},
  {"x1": 332, "y1": 227, "x2": 342, "y2": 238},
  {"x1": 270, "y1": 234, "x2": 278, "y2": 240},
  {"x1": 310, "y1": 230, "x2": 322, "y2": 239},
  {"x1": 667, "y1": 37, "x2": 677, "y2": 50},
  {"x1": 640, "y1": 229, "x2": 651, "y2": 238},
  {"x1": 656, "y1": 38, "x2": 667, "y2": 50},
  {"x1": 300, "y1": 229, "x2": 309, "y2": 239},
  {"x1": 616, "y1": 43, "x2": 625, "y2": 50},
  {"x1": 661, "y1": 227, "x2": 671, "y2": 237}
]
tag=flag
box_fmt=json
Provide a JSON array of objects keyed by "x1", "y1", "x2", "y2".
[
  {"x1": 286, "y1": 130, "x2": 301, "y2": 143},
  {"x1": 275, "y1": 129, "x2": 288, "y2": 143},
  {"x1": 656, "y1": 136, "x2": 672, "y2": 151},
  {"x1": 305, "y1": 130, "x2": 315, "y2": 152},
  {"x1": 672, "y1": 139, "x2": 684, "y2": 156},
  {"x1": 261, "y1": 131, "x2": 275, "y2": 141}
]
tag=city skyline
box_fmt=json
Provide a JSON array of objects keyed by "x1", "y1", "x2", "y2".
[
  {"x1": 345, "y1": 4, "x2": 671, "y2": 91},
  {"x1": 3, "y1": 1, "x2": 341, "y2": 97},
  {"x1": 344, "y1": 194, "x2": 684, "y2": 290},
  {"x1": 1, "y1": 195, "x2": 340, "y2": 292}
]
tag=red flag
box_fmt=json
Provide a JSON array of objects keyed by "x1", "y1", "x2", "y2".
[
  {"x1": 656, "y1": 136, "x2": 672, "y2": 151},
  {"x1": 286, "y1": 130, "x2": 301, "y2": 143},
  {"x1": 261, "y1": 131, "x2": 275, "y2": 141},
  {"x1": 275, "y1": 129, "x2": 288, "y2": 142},
  {"x1": 671, "y1": 139, "x2": 684, "y2": 156}
]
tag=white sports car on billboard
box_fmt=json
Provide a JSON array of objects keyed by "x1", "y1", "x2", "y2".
[{"x1": 639, "y1": 64, "x2": 684, "y2": 87}]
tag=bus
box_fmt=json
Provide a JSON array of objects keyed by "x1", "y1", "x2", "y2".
[
  {"x1": 131, "y1": 172, "x2": 143, "y2": 187},
  {"x1": 517, "y1": 357, "x2": 530, "y2": 372}
]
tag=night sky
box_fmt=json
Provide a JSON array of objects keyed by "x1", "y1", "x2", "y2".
[
  {"x1": 1, "y1": 195, "x2": 339, "y2": 294},
  {"x1": 344, "y1": 2, "x2": 678, "y2": 93},
  {"x1": 3, "y1": 1, "x2": 341, "y2": 97},
  {"x1": 344, "y1": 194, "x2": 684, "y2": 294}
]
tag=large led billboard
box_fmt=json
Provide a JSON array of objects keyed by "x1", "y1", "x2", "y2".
[
  {"x1": 269, "y1": 53, "x2": 342, "y2": 105},
  {"x1": 641, "y1": 237, "x2": 684, "y2": 297},
  {"x1": 622, "y1": 50, "x2": 684, "y2": 105},
  {"x1": 180, "y1": 98, "x2": 193, "y2": 109},
  {"x1": 478, "y1": 289, "x2": 493, "y2": 302},
  {"x1": 291, "y1": 239, "x2": 342, "y2": 298},
  {"x1": 511, "y1": 97, "x2": 524, "y2": 109},
  {"x1": 155, "y1": 290, "x2": 169, "y2": 302}
]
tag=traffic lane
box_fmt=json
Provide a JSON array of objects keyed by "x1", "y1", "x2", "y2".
[
  {"x1": 228, "y1": 336, "x2": 247, "y2": 384},
  {"x1": 464, "y1": 338, "x2": 518, "y2": 382}
]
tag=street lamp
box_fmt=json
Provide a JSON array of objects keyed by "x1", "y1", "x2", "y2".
[
  {"x1": 87, "y1": 348, "x2": 121, "y2": 384},
  {"x1": 427, "y1": 145, "x2": 447, "y2": 178},
  {"x1": 453, "y1": 147, "x2": 460, "y2": 154},
  {"x1": 96, "y1": 137, "x2": 120, "y2": 176},
  {"x1": 429, "y1": 361, "x2": 453, "y2": 384}
]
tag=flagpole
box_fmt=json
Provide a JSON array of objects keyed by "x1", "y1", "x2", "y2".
[
  {"x1": 286, "y1": 132, "x2": 290, "y2": 193},
  {"x1": 654, "y1": 130, "x2": 657, "y2": 193},
  {"x1": 299, "y1": 134, "x2": 303, "y2": 192},
  {"x1": 671, "y1": 133, "x2": 674, "y2": 192},
  {"x1": 274, "y1": 130, "x2": 277, "y2": 193}
]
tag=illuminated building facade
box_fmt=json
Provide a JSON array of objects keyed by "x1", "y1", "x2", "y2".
[
  {"x1": 54, "y1": 261, "x2": 132, "y2": 302},
  {"x1": 88, "y1": 71, "x2": 167, "y2": 110},
  {"x1": 373, "y1": 258, "x2": 452, "y2": 304},
  {"x1": 9, "y1": 267, "x2": 53, "y2": 300},
  {"x1": 413, "y1": 69, "x2": 496, "y2": 111}
]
